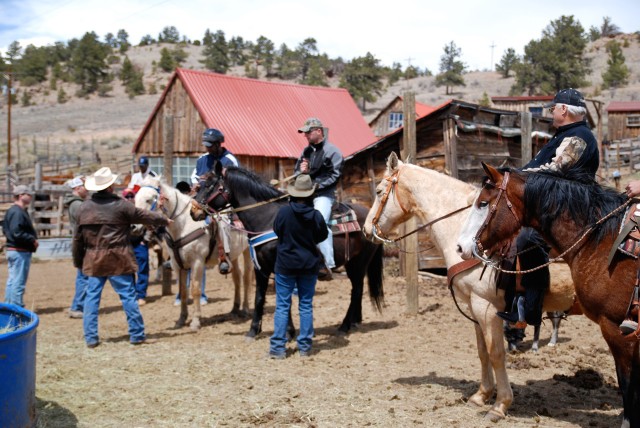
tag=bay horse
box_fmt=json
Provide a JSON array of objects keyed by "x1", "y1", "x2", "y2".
[
  {"x1": 361, "y1": 153, "x2": 575, "y2": 421},
  {"x1": 456, "y1": 163, "x2": 639, "y2": 428},
  {"x1": 190, "y1": 167, "x2": 384, "y2": 339},
  {"x1": 135, "y1": 177, "x2": 252, "y2": 330}
]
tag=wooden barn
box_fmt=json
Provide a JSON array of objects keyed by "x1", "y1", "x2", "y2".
[
  {"x1": 132, "y1": 68, "x2": 376, "y2": 185},
  {"x1": 368, "y1": 96, "x2": 436, "y2": 137},
  {"x1": 606, "y1": 101, "x2": 640, "y2": 140},
  {"x1": 342, "y1": 99, "x2": 554, "y2": 269}
]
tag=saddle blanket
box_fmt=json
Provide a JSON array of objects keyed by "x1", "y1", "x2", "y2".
[{"x1": 329, "y1": 209, "x2": 360, "y2": 235}]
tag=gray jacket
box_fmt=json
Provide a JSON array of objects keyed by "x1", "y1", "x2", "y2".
[{"x1": 294, "y1": 139, "x2": 344, "y2": 198}]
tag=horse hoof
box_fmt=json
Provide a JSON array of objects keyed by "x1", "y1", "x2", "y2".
[
  {"x1": 547, "y1": 342, "x2": 556, "y2": 348},
  {"x1": 335, "y1": 329, "x2": 348, "y2": 337},
  {"x1": 485, "y1": 408, "x2": 506, "y2": 422},
  {"x1": 467, "y1": 394, "x2": 485, "y2": 407},
  {"x1": 244, "y1": 335, "x2": 255, "y2": 343},
  {"x1": 190, "y1": 321, "x2": 201, "y2": 331}
]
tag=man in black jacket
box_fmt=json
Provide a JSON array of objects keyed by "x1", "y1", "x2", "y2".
[
  {"x1": 3, "y1": 185, "x2": 38, "y2": 307},
  {"x1": 295, "y1": 118, "x2": 344, "y2": 280},
  {"x1": 498, "y1": 88, "x2": 599, "y2": 329}
]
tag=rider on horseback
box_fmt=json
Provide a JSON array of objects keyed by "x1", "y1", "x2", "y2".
[
  {"x1": 497, "y1": 88, "x2": 599, "y2": 328},
  {"x1": 191, "y1": 128, "x2": 240, "y2": 275}
]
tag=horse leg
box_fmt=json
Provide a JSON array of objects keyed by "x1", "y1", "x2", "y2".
[
  {"x1": 189, "y1": 264, "x2": 203, "y2": 331},
  {"x1": 338, "y1": 262, "x2": 364, "y2": 334},
  {"x1": 469, "y1": 301, "x2": 512, "y2": 422},
  {"x1": 175, "y1": 269, "x2": 189, "y2": 328},
  {"x1": 532, "y1": 325, "x2": 541, "y2": 353},
  {"x1": 547, "y1": 311, "x2": 562, "y2": 347},
  {"x1": 229, "y1": 258, "x2": 242, "y2": 315},
  {"x1": 154, "y1": 248, "x2": 163, "y2": 282},
  {"x1": 599, "y1": 320, "x2": 640, "y2": 428},
  {"x1": 246, "y1": 268, "x2": 267, "y2": 340},
  {"x1": 241, "y1": 248, "x2": 253, "y2": 316}
]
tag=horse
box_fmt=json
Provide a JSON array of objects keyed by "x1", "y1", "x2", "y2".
[
  {"x1": 456, "y1": 163, "x2": 640, "y2": 428},
  {"x1": 190, "y1": 167, "x2": 385, "y2": 339},
  {"x1": 361, "y1": 153, "x2": 576, "y2": 421},
  {"x1": 135, "y1": 176, "x2": 252, "y2": 330}
]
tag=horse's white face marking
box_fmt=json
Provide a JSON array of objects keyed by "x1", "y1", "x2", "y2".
[
  {"x1": 363, "y1": 176, "x2": 405, "y2": 241},
  {"x1": 456, "y1": 196, "x2": 489, "y2": 259},
  {"x1": 134, "y1": 187, "x2": 157, "y2": 212}
]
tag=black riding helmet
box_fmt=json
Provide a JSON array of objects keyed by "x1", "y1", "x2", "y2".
[{"x1": 202, "y1": 128, "x2": 224, "y2": 146}]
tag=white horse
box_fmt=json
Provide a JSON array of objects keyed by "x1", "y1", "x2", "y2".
[
  {"x1": 135, "y1": 177, "x2": 252, "y2": 330},
  {"x1": 362, "y1": 153, "x2": 575, "y2": 421}
]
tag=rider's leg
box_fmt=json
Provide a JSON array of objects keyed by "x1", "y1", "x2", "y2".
[{"x1": 313, "y1": 196, "x2": 334, "y2": 269}]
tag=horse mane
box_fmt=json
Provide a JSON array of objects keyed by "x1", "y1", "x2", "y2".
[
  {"x1": 224, "y1": 166, "x2": 284, "y2": 201},
  {"x1": 521, "y1": 168, "x2": 627, "y2": 243}
]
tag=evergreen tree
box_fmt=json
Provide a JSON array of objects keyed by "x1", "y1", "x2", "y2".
[
  {"x1": 117, "y1": 29, "x2": 130, "y2": 54},
  {"x1": 600, "y1": 16, "x2": 621, "y2": 37},
  {"x1": 200, "y1": 29, "x2": 229, "y2": 73},
  {"x1": 304, "y1": 60, "x2": 329, "y2": 87},
  {"x1": 253, "y1": 36, "x2": 275, "y2": 76},
  {"x1": 159, "y1": 26, "x2": 180, "y2": 43},
  {"x1": 159, "y1": 47, "x2": 176, "y2": 72},
  {"x1": 228, "y1": 36, "x2": 247, "y2": 66},
  {"x1": 511, "y1": 15, "x2": 589, "y2": 95},
  {"x1": 339, "y1": 52, "x2": 384, "y2": 111},
  {"x1": 478, "y1": 92, "x2": 491, "y2": 107},
  {"x1": 105, "y1": 33, "x2": 117, "y2": 48},
  {"x1": 16, "y1": 44, "x2": 48, "y2": 85},
  {"x1": 602, "y1": 40, "x2": 630, "y2": 88},
  {"x1": 495, "y1": 48, "x2": 520, "y2": 78},
  {"x1": 434, "y1": 41, "x2": 466, "y2": 95},
  {"x1": 6, "y1": 41, "x2": 22, "y2": 63},
  {"x1": 171, "y1": 45, "x2": 188, "y2": 65},
  {"x1": 70, "y1": 31, "x2": 110, "y2": 95},
  {"x1": 275, "y1": 43, "x2": 299, "y2": 80},
  {"x1": 296, "y1": 38, "x2": 318, "y2": 82},
  {"x1": 386, "y1": 62, "x2": 403, "y2": 86},
  {"x1": 588, "y1": 26, "x2": 601, "y2": 42},
  {"x1": 120, "y1": 56, "x2": 134, "y2": 84},
  {"x1": 125, "y1": 68, "x2": 145, "y2": 98},
  {"x1": 139, "y1": 34, "x2": 155, "y2": 46},
  {"x1": 57, "y1": 86, "x2": 68, "y2": 104}
]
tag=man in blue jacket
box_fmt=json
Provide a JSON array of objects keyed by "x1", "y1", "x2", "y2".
[
  {"x1": 269, "y1": 174, "x2": 328, "y2": 359},
  {"x1": 498, "y1": 88, "x2": 599, "y2": 329}
]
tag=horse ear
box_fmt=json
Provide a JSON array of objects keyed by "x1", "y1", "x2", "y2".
[
  {"x1": 481, "y1": 162, "x2": 502, "y2": 183},
  {"x1": 387, "y1": 152, "x2": 399, "y2": 172}
]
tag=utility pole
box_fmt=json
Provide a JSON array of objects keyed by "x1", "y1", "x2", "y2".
[
  {"x1": 6, "y1": 66, "x2": 13, "y2": 167},
  {"x1": 489, "y1": 41, "x2": 496, "y2": 71}
]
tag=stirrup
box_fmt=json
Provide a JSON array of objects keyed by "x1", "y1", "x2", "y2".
[{"x1": 621, "y1": 285, "x2": 640, "y2": 341}]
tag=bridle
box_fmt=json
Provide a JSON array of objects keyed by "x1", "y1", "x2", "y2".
[
  {"x1": 143, "y1": 185, "x2": 189, "y2": 220},
  {"x1": 371, "y1": 168, "x2": 471, "y2": 245},
  {"x1": 472, "y1": 170, "x2": 520, "y2": 256}
]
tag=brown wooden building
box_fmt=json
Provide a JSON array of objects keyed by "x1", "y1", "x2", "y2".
[
  {"x1": 607, "y1": 101, "x2": 640, "y2": 140},
  {"x1": 368, "y1": 96, "x2": 436, "y2": 137}
]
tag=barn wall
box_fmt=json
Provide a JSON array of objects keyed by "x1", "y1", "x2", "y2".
[{"x1": 608, "y1": 112, "x2": 640, "y2": 140}]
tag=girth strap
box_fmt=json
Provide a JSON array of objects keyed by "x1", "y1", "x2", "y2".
[
  {"x1": 447, "y1": 259, "x2": 482, "y2": 324},
  {"x1": 164, "y1": 225, "x2": 216, "y2": 270}
]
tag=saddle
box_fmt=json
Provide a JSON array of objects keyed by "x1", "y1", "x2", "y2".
[
  {"x1": 329, "y1": 203, "x2": 360, "y2": 235},
  {"x1": 608, "y1": 200, "x2": 640, "y2": 266}
]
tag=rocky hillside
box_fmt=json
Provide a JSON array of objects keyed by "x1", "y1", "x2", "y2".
[{"x1": 2, "y1": 34, "x2": 639, "y2": 169}]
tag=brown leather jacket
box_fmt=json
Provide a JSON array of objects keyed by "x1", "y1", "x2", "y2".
[{"x1": 73, "y1": 192, "x2": 169, "y2": 277}]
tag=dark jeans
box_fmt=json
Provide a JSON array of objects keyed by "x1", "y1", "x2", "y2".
[{"x1": 504, "y1": 227, "x2": 550, "y2": 326}]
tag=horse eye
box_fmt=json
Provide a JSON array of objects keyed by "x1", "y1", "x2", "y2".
[{"x1": 479, "y1": 200, "x2": 489, "y2": 208}]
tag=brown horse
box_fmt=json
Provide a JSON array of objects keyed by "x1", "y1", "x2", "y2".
[{"x1": 457, "y1": 163, "x2": 639, "y2": 428}]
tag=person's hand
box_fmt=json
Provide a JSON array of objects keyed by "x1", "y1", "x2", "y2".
[
  {"x1": 626, "y1": 180, "x2": 640, "y2": 198},
  {"x1": 300, "y1": 158, "x2": 309, "y2": 173},
  {"x1": 33, "y1": 240, "x2": 39, "y2": 250},
  {"x1": 166, "y1": 219, "x2": 174, "y2": 225}
]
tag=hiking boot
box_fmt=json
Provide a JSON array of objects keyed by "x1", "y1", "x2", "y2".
[
  {"x1": 86, "y1": 341, "x2": 100, "y2": 348},
  {"x1": 219, "y1": 260, "x2": 231, "y2": 275},
  {"x1": 268, "y1": 352, "x2": 285, "y2": 360},
  {"x1": 200, "y1": 296, "x2": 208, "y2": 305},
  {"x1": 318, "y1": 266, "x2": 332, "y2": 281},
  {"x1": 620, "y1": 319, "x2": 639, "y2": 335},
  {"x1": 497, "y1": 311, "x2": 527, "y2": 329},
  {"x1": 299, "y1": 349, "x2": 312, "y2": 358},
  {"x1": 68, "y1": 309, "x2": 83, "y2": 319}
]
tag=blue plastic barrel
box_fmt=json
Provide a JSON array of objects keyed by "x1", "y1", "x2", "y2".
[{"x1": 0, "y1": 303, "x2": 39, "y2": 428}]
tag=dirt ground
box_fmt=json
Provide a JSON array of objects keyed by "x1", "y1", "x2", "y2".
[{"x1": 1, "y1": 257, "x2": 625, "y2": 427}]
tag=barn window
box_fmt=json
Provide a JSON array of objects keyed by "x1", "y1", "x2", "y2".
[
  {"x1": 145, "y1": 157, "x2": 198, "y2": 185},
  {"x1": 627, "y1": 115, "x2": 640, "y2": 127},
  {"x1": 529, "y1": 106, "x2": 543, "y2": 117},
  {"x1": 389, "y1": 112, "x2": 403, "y2": 130}
]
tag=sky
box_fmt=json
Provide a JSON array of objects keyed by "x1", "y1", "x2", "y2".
[{"x1": 1, "y1": 0, "x2": 639, "y2": 73}]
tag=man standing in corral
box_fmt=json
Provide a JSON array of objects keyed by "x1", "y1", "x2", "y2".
[
  {"x1": 73, "y1": 167, "x2": 170, "y2": 348},
  {"x1": 64, "y1": 176, "x2": 88, "y2": 318}
]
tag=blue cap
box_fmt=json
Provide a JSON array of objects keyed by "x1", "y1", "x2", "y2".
[{"x1": 139, "y1": 156, "x2": 149, "y2": 165}]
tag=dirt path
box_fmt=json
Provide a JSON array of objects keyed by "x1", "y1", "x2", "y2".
[{"x1": 1, "y1": 258, "x2": 623, "y2": 427}]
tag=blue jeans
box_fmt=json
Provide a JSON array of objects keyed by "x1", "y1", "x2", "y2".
[
  {"x1": 70, "y1": 269, "x2": 88, "y2": 312},
  {"x1": 270, "y1": 273, "x2": 316, "y2": 355},
  {"x1": 83, "y1": 274, "x2": 145, "y2": 345},
  {"x1": 175, "y1": 270, "x2": 207, "y2": 300},
  {"x1": 4, "y1": 250, "x2": 32, "y2": 307},
  {"x1": 134, "y1": 243, "x2": 149, "y2": 300},
  {"x1": 313, "y1": 196, "x2": 334, "y2": 269}
]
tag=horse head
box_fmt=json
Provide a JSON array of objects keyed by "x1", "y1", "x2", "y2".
[
  {"x1": 190, "y1": 172, "x2": 228, "y2": 221},
  {"x1": 363, "y1": 152, "x2": 413, "y2": 243},
  {"x1": 456, "y1": 163, "x2": 526, "y2": 262}
]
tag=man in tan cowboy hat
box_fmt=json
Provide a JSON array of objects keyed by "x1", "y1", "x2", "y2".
[
  {"x1": 269, "y1": 174, "x2": 328, "y2": 359},
  {"x1": 73, "y1": 167, "x2": 170, "y2": 348}
]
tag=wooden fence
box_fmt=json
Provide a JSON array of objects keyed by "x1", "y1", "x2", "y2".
[{"x1": 604, "y1": 137, "x2": 640, "y2": 176}]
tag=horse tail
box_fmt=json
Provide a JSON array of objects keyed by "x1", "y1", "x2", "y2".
[{"x1": 367, "y1": 243, "x2": 384, "y2": 313}]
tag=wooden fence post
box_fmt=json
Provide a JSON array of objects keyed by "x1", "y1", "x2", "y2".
[{"x1": 161, "y1": 116, "x2": 174, "y2": 295}]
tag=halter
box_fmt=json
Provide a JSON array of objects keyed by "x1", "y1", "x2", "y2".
[
  {"x1": 371, "y1": 167, "x2": 471, "y2": 246},
  {"x1": 472, "y1": 170, "x2": 520, "y2": 255}
]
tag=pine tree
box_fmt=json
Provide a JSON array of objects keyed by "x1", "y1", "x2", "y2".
[
  {"x1": 602, "y1": 40, "x2": 630, "y2": 88},
  {"x1": 435, "y1": 41, "x2": 466, "y2": 95},
  {"x1": 200, "y1": 30, "x2": 229, "y2": 73},
  {"x1": 70, "y1": 31, "x2": 110, "y2": 95},
  {"x1": 120, "y1": 56, "x2": 134, "y2": 84},
  {"x1": 228, "y1": 36, "x2": 247, "y2": 66},
  {"x1": 159, "y1": 47, "x2": 176, "y2": 72},
  {"x1": 339, "y1": 52, "x2": 384, "y2": 110},
  {"x1": 495, "y1": 48, "x2": 520, "y2": 78}
]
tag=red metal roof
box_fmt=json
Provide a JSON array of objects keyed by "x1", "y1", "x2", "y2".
[
  {"x1": 134, "y1": 68, "x2": 376, "y2": 158},
  {"x1": 607, "y1": 101, "x2": 640, "y2": 112},
  {"x1": 415, "y1": 101, "x2": 436, "y2": 118}
]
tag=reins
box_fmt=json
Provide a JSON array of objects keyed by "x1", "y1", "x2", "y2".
[{"x1": 473, "y1": 174, "x2": 632, "y2": 274}]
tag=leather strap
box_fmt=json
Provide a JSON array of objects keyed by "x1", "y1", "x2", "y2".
[{"x1": 447, "y1": 259, "x2": 482, "y2": 289}]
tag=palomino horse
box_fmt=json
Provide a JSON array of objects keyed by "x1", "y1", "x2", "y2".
[
  {"x1": 362, "y1": 153, "x2": 575, "y2": 421},
  {"x1": 190, "y1": 167, "x2": 385, "y2": 339},
  {"x1": 135, "y1": 177, "x2": 252, "y2": 330},
  {"x1": 457, "y1": 163, "x2": 640, "y2": 428}
]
